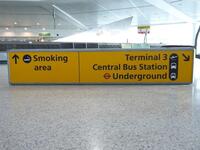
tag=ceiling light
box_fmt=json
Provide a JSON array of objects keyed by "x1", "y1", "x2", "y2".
[
  {"x1": 24, "y1": 27, "x2": 28, "y2": 31},
  {"x1": 14, "y1": 22, "x2": 18, "y2": 25},
  {"x1": 36, "y1": 22, "x2": 40, "y2": 25},
  {"x1": 42, "y1": 27, "x2": 46, "y2": 31},
  {"x1": 5, "y1": 27, "x2": 9, "y2": 30}
]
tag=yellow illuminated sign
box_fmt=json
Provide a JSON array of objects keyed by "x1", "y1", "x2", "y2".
[
  {"x1": 8, "y1": 49, "x2": 194, "y2": 84},
  {"x1": 79, "y1": 50, "x2": 194, "y2": 83},
  {"x1": 138, "y1": 25, "x2": 150, "y2": 30},
  {"x1": 9, "y1": 51, "x2": 79, "y2": 84}
]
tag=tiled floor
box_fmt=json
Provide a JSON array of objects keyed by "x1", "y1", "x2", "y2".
[{"x1": 0, "y1": 59, "x2": 200, "y2": 150}]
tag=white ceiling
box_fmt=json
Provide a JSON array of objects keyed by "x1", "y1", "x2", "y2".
[{"x1": 0, "y1": 0, "x2": 200, "y2": 39}]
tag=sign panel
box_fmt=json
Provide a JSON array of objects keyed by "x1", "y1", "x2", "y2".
[
  {"x1": 138, "y1": 25, "x2": 150, "y2": 34},
  {"x1": 8, "y1": 51, "x2": 79, "y2": 84},
  {"x1": 8, "y1": 49, "x2": 194, "y2": 84},
  {"x1": 79, "y1": 50, "x2": 193, "y2": 84}
]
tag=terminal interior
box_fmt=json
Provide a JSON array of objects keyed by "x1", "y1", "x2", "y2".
[{"x1": 0, "y1": 0, "x2": 200, "y2": 149}]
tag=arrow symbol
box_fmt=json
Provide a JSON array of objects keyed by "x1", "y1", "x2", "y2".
[
  {"x1": 182, "y1": 54, "x2": 190, "y2": 61},
  {"x1": 12, "y1": 54, "x2": 19, "y2": 64}
]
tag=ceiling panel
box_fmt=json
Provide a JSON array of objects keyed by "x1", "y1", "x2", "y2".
[
  {"x1": 0, "y1": 0, "x2": 200, "y2": 39},
  {"x1": 139, "y1": 5, "x2": 184, "y2": 24},
  {"x1": 0, "y1": 14, "x2": 53, "y2": 26},
  {"x1": 127, "y1": 0, "x2": 151, "y2": 7},
  {"x1": 169, "y1": 0, "x2": 200, "y2": 20},
  {"x1": 0, "y1": 6, "x2": 49, "y2": 15},
  {"x1": 55, "y1": 1, "x2": 104, "y2": 14},
  {"x1": 110, "y1": 9, "x2": 137, "y2": 20},
  {"x1": 72, "y1": 11, "x2": 118, "y2": 27},
  {"x1": 95, "y1": 0, "x2": 132, "y2": 9}
]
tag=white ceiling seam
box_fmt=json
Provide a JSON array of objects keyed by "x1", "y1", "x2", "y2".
[
  {"x1": 127, "y1": 0, "x2": 148, "y2": 20},
  {"x1": 52, "y1": 4, "x2": 88, "y2": 30},
  {"x1": 92, "y1": 0, "x2": 121, "y2": 20},
  {"x1": 144, "y1": 0, "x2": 195, "y2": 23}
]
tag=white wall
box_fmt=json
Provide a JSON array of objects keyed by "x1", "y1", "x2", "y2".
[
  {"x1": 128, "y1": 23, "x2": 194, "y2": 45},
  {"x1": 56, "y1": 23, "x2": 194, "y2": 46}
]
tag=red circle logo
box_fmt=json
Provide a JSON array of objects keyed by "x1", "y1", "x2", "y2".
[{"x1": 104, "y1": 73, "x2": 111, "y2": 79}]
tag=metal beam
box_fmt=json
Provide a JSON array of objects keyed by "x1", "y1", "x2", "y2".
[
  {"x1": 52, "y1": 5, "x2": 88, "y2": 30},
  {"x1": 144, "y1": 0, "x2": 194, "y2": 23}
]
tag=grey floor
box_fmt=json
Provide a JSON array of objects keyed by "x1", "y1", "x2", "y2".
[{"x1": 0, "y1": 59, "x2": 200, "y2": 150}]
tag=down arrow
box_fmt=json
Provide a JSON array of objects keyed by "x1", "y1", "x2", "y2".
[{"x1": 182, "y1": 54, "x2": 190, "y2": 61}]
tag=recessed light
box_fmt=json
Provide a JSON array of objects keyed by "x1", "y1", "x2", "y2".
[
  {"x1": 36, "y1": 22, "x2": 40, "y2": 25},
  {"x1": 24, "y1": 27, "x2": 28, "y2": 31},
  {"x1": 5, "y1": 27, "x2": 9, "y2": 30},
  {"x1": 42, "y1": 27, "x2": 46, "y2": 31},
  {"x1": 14, "y1": 22, "x2": 18, "y2": 25}
]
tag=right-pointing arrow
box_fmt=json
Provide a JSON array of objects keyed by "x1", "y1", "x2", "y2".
[
  {"x1": 182, "y1": 54, "x2": 190, "y2": 61},
  {"x1": 12, "y1": 54, "x2": 19, "y2": 64}
]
